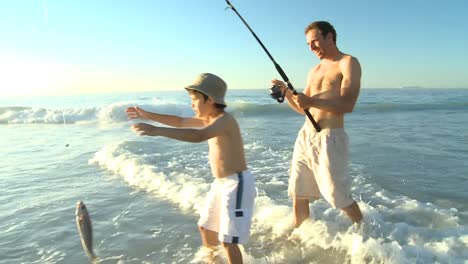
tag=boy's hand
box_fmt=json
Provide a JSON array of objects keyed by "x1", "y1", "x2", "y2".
[
  {"x1": 126, "y1": 106, "x2": 147, "y2": 120},
  {"x1": 131, "y1": 123, "x2": 157, "y2": 136}
]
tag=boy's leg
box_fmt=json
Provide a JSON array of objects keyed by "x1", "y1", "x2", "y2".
[
  {"x1": 293, "y1": 198, "x2": 310, "y2": 228},
  {"x1": 198, "y1": 225, "x2": 219, "y2": 247},
  {"x1": 341, "y1": 201, "x2": 362, "y2": 223},
  {"x1": 222, "y1": 242, "x2": 243, "y2": 264},
  {"x1": 198, "y1": 226, "x2": 220, "y2": 263}
]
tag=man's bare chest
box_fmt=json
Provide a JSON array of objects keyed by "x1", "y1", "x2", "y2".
[{"x1": 308, "y1": 67, "x2": 343, "y2": 94}]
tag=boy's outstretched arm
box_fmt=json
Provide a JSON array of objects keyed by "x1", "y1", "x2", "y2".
[
  {"x1": 126, "y1": 106, "x2": 204, "y2": 128},
  {"x1": 131, "y1": 114, "x2": 228, "y2": 143}
]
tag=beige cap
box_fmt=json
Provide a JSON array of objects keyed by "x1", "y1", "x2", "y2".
[{"x1": 185, "y1": 73, "x2": 227, "y2": 106}]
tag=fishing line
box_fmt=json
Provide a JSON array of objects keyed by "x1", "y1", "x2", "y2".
[
  {"x1": 224, "y1": 0, "x2": 321, "y2": 132},
  {"x1": 60, "y1": 108, "x2": 70, "y2": 147},
  {"x1": 42, "y1": 0, "x2": 70, "y2": 147},
  {"x1": 39, "y1": 2, "x2": 99, "y2": 261}
]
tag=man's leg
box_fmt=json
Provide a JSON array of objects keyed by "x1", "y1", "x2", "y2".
[
  {"x1": 341, "y1": 201, "x2": 362, "y2": 223},
  {"x1": 222, "y1": 242, "x2": 243, "y2": 264},
  {"x1": 293, "y1": 198, "x2": 310, "y2": 228}
]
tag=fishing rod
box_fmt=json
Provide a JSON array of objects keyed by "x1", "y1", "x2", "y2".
[{"x1": 225, "y1": 0, "x2": 321, "y2": 132}]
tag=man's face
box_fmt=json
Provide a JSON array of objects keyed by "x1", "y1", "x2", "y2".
[{"x1": 306, "y1": 29, "x2": 329, "y2": 60}]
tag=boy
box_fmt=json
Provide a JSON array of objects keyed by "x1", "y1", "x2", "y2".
[{"x1": 126, "y1": 73, "x2": 256, "y2": 264}]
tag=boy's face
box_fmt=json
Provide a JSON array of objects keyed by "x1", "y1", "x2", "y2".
[{"x1": 190, "y1": 92, "x2": 213, "y2": 117}]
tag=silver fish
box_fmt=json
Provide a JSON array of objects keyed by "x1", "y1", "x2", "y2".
[{"x1": 75, "y1": 201, "x2": 97, "y2": 262}]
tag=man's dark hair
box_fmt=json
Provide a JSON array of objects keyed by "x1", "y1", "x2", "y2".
[
  {"x1": 304, "y1": 21, "x2": 337, "y2": 44},
  {"x1": 190, "y1": 90, "x2": 226, "y2": 110}
]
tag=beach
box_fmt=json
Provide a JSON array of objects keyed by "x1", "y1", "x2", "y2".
[{"x1": 0, "y1": 88, "x2": 467, "y2": 263}]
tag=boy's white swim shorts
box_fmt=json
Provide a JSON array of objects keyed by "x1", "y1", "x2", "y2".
[{"x1": 198, "y1": 170, "x2": 256, "y2": 244}]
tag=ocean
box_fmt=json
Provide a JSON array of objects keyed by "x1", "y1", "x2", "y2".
[{"x1": 0, "y1": 88, "x2": 467, "y2": 264}]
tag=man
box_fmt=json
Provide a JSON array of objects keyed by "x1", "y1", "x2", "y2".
[{"x1": 271, "y1": 21, "x2": 363, "y2": 227}]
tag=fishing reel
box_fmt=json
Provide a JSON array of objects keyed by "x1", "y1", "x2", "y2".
[{"x1": 269, "y1": 84, "x2": 287, "y2": 103}]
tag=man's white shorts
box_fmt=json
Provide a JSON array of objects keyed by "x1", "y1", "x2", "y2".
[
  {"x1": 288, "y1": 125, "x2": 354, "y2": 209},
  {"x1": 198, "y1": 170, "x2": 256, "y2": 244}
]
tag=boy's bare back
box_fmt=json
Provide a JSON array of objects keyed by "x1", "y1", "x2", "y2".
[{"x1": 203, "y1": 112, "x2": 247, "y2": 178}]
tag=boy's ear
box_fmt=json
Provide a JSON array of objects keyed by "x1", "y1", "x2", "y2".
[{"x1": 206, "y1": 96, "x2": 215, "y2": 105}]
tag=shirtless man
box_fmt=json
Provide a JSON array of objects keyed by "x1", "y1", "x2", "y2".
[
  {"x1": 127, "y1": 73, "x2": 256, "y2": 264},
  {"x1": 271, "y1": 21, "x2": 363, "y2": 227}
]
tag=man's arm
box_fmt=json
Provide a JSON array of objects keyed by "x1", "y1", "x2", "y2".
[
  {"x1": 131, "y1": 114, "x2": 229, "y2": 142},
  {"x1": 126, "y1": 106, "x2": 205, "y2": 127},
  {"x1": 295, "y1": 56, "x2": 361, "y2": 113}
]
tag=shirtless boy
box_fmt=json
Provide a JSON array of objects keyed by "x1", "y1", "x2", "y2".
[
  {"x1": 271, "y1": 21, "x2": 363, "y2": 227},
  {"x1": 127, "y1": 73, "x2": 255, "y2": 264}
]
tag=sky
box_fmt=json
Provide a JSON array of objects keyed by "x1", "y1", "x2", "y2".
[{"x1": 1, "y1": 0, "x2": 467, "y2": 97}]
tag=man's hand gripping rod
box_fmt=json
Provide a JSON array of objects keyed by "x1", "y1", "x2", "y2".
[{"x1": 225, "y1": 0, "x2": 321, "y2": 132}]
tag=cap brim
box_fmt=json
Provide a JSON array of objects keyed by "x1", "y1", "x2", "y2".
[{"x1": 185, "y1": 86, "x2": 226, "y2": 106}]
